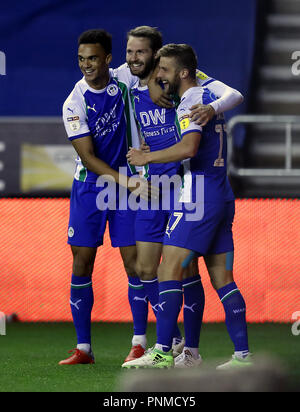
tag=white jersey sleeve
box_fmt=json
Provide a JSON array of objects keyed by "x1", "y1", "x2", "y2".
[
  {"x1": 111, "y1": 63, "x2": 139, "y2": 89},
  {"x1": 177, "y1": 89, "x2": 203, "y2": 137},
  {"x1": 196, "y1": 70, "x2": 244, "y2": 114},
  {"x1": 62, "y1": 82, "x2": 90, "y2": 140},
  {"x1": 196, "y1": 70, "x2": 213, "y2": 86}
]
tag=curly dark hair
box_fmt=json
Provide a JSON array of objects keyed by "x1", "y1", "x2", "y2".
[{"x1": 78, "y1": 29, "x2": 112, "y2": 55}]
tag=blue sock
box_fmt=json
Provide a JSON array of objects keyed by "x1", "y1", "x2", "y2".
[
  {"x1": 217, "y1": 282, "x2": 249, "y2": 354},
  {"x1": 156, "y1": 280, "x2": 183, "y2": 352},
  {"x1": 172, "y1": 324, "x2": 183, "y2": 343},
  {"x1": 70, "y1": 274, "x2": 94, "y2": 345},
  {"x1": 183, "y1": 274, "x2": 205, "y2": 348},
  {"x1": 141, "y1": 278, "x2": 159, "y2": 316},
  {"x1": 141, "y1": 277, "x2": 182, "y2": 342},
  {"x1": 128, "y1": 276, "x2": 148, "y2": 336}
]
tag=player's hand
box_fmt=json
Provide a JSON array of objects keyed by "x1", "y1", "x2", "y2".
[
  {"x1": 127, "y1": 147, "x2": 148, "y2": 166},
  {"x1": 152, "y1": 91, "x2": 174, "y2": 108},
  {"x1": 128, "y1": 176, "x2": 159, "y2": 201},
  {"x1": 148, "y1": 79, "x2": 174, "y2": 108},
  {"x1": 140, "y1": 141, "x2": 150, "y2": 153},
  {"x1": 189, "y1": 104, "x2": 215, "y2": 126}
]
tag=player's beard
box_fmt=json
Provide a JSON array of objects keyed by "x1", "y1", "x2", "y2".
[
  {"x1": 165, "y1": 73, "x2": 181, "y2": 96},
  {"x1": 129, "y1": 56, "x2": 155, "y2": 80}
]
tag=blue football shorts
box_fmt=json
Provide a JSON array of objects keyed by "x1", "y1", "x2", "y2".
[
  {"x1": 163, "y1": 200, "x2": 235, "y2": 256},
  {"x1": 135, "y1": 208, "x2": 170, "y2": 243},
  {"x1": 67, "y1": 179, "x2": 136, "y2": 248},
  {"x1": 134, "y1": 181, "x2": 178, "y2": 244}
]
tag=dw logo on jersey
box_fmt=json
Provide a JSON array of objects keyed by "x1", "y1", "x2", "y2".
[{"x1": 107, "y1": 84, "x2": 118, "y2": 97}]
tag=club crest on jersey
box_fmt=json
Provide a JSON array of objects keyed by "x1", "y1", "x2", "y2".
[
  {"x1": 68, "y1": 227, "x2": 75, "y2": 237},
  {"x1": 107, "y1": 84, "x2": 118, "y2": 97}
]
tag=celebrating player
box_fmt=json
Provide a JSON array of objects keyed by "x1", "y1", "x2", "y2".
[
  {"x1": 59, "y1": 29, "x2": 150, "y2": 365},
  {"x1": 124, "y1": 43, "x2": 251, "y2": 370},
  {"x1": 123, "y1": 26, "x2": 245, "y2": 366}
]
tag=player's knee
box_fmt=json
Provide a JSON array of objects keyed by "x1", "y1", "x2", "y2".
[
  {"x1": 157, "y1": 260, "x2": 181, "y2": 281},
  {"x1": 210, "y1": 271, "x2": 234, "y2": 290},
  {"x1": 73, "y1": 258, "x2": 94, "y2": 277},
  {"x1": 122, "y1": 258, "x2": 137, "y2": 277},
  {"x1": 135, "y1": 261, "x2": 157, "y2": 281},
  {"x1": 71, "y1": 247, "x2": 96, "y2": 277},
  {"x1": 120, "y1": 246, "x2": 137, "y2": 277}
]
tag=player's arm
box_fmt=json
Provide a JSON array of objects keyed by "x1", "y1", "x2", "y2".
[
  {"x1": 205, "y1": 79, "x2": 244, "y2": 114},
  {"x1": 72, "y1": 136, "x2": 156, "y2": 199},
  {"x1": 63, "y1": 94, "x2": 136, "y2": 189},
  {"x1": 71, "y1": 135, "x2": 129, "y2": 187},
  {"x1": 190, "y1": 72, "x2": 244, "y2": 126},
  {"x1": 63, "y1": 97, "x2": 118, "y2": 180},
  {"x1": 127, "y1": 131, "x2": 201, "y2": 166}
]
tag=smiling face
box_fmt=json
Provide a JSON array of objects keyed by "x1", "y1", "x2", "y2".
[
  {"x1": 126, "y1": 36, "x2": 155, "y2": 81},
  {"x1": 78, "y1": 43, "x2": 112, "y2": 89},
  {"x1": 156, "y1": 56, "x2": 181, "y2": 95}
]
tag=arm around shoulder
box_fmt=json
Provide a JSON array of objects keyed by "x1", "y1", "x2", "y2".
[{"x1": 207, "y1": 80, "x2": 244, "y2": 114}]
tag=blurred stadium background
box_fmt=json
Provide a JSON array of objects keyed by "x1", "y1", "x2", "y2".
[{"x1": 0, "y1": 0, "x2": 299, "y2": 390}]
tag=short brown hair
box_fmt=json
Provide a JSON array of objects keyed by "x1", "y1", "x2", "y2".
[
  {"x1": 157, "y1": 43, "x2": 197, "y2": 79},
  {"x1": 127, "y1": 26, "x2": 163, "y2": 53}
]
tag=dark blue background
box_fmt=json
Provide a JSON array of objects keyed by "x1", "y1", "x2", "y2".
[{"x1": 0, "y1": 0, "x2": 257, "y2": 120}]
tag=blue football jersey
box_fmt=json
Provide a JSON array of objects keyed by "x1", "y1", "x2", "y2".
[
  {"x1": 63, "y1": 64, "x2": 139, "y2": 183},
  {"x1": 130, "y1": 85, "x2": 181, "y2": 178},
  {"x1": 177, "y1": 86, "x2": 235, "y2": 203},
  {"x1": 129, "y1": 71, "x2": 229, "y2": 180}
]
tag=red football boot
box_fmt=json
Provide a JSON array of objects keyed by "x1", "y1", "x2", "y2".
[
  {"x1": 58, "y1": 349, "x2": 95, "y2": 365},
  {"x1": 123, "y1": 344, "x2": 145, "y2": 363}
]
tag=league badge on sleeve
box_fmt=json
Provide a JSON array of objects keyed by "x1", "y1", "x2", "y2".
[
  {"x1": 196, "y1": 70, "x2": 209, "y2": 81},
  {"x1": 67, "y1": 116, "x2": 81, "y2": 132},
  {"x1": 179, "y1": 114, "x2": 190, "y2": 131}
]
